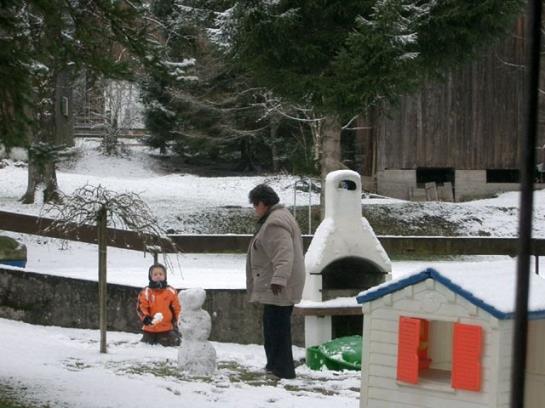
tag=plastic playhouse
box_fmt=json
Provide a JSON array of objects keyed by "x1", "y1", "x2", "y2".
[{"x1": 306, "y1": 335, "x2": 362, "y2": 371}]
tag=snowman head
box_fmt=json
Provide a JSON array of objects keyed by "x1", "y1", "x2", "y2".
[{"x1": 179, "y1": 287, "x2": 206, "y2": 311}]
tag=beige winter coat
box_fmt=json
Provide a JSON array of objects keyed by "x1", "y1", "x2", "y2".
[{"x1": 246, "y1": 204, "x2": 306, "y2": 306}]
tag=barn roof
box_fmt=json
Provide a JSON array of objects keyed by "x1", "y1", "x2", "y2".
[{"x1": 356, "y1": 267, "x2": 545, "y2": 320}]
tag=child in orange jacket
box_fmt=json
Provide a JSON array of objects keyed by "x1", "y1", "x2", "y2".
[{"x1": 137, "y1": 263, "x2": 181, "y2": 346}]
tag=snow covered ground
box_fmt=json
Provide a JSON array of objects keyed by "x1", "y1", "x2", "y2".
[
  {"x1": 0, "y1": 318, "x2": 360, "y2": 408},
  {"x1": 5, "y1": 233, "x2": 542, "y2": 290},
  {"x1": 0, "y1": 139, "x2": 322, "y2": 231},
  {"x1": 1, "y1": 138, "x2": 544, "y2": 236},
  {"x1": 1, "y1": 138, "x2": 544, "y2": 407}
]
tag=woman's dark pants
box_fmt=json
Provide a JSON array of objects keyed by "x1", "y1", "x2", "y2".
[{"x1": 263, "y1": 304, "x2": 296, "y2": 379}]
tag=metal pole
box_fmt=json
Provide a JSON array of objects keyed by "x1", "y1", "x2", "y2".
[
  {"x1": 98, "y1": 206, "x2": 108, "y2": 354},
  {"x1": 308, "y1": 178, "x2": 312, "y2": 234},
  {"x1": 293, "y1": 181, "x2": 298, "y2": 219},
  {"x1": 510, "y1": 1, "x2": 541, "y2": 407}
]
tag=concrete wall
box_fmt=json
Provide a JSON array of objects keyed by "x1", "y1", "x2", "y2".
[
  {"x1": 454, "y1": 170, "x2": 519, "y2": 202},
  {"x1": 376, "y1": 169, "x2": 545, "y2": 201},
  {"x1": 376, "y1": 170, "x2": 416, "y2": 200},
  {"x1": 0, "y1": 267, "x2": 305, "y2": 346}
]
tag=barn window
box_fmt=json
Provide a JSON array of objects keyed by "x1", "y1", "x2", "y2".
[
  {"x1": 416, "y1": 167, "x2": 455, "y2": 188},
  {"x1": 486, "y1": 169, "x2": 520, "y2": 183},
  {"x1": 397, "y1": 317, "x2": 482, "y2": 391}
]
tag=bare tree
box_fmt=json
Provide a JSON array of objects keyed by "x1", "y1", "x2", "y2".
[
  {"x1": 43, "y1": 184, "x2": 176, "y2": 353},
  {"x1": 255, "y1": 92, "x2": 352, "y2": 217},
  {"x1": 74, "y1": 77, "x2": 146, "y2": 156},
  {"x1": 99, "y1": 80, "x2": 145, "y2": 155}
]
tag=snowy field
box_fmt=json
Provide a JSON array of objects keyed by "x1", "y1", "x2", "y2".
[
  {"x1": 0, "y1": 318, "x2": 360, "y2": 408},
  {"x1": 3, "y1": 233, "x2": 542, "y2": 289},
  {"x1": 1, "y1": 137, "x2": 543, "y2": 287},
  {"x1": 1, "y1": 138, "x2": 545, "y2": 407},
  {"x1": 1, "y1": 138, "x2": 544, "y2": 236},
  {"x1": 0, "y1": 138, "x2": 323, "y2": 232}
]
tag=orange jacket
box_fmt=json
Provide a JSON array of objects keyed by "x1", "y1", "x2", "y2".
[{"x1": 137, "y1": 286, "x2": 181, "y2": 333}]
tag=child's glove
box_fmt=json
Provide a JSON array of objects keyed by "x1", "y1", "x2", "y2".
[{"x1": 142, "y1": 316, "x2": 153, "y2": 325}]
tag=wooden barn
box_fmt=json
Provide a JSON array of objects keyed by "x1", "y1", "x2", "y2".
[
  {"x1": 356, "y1": 267, "x2": 545, "y2": 408},
  {"x1": 353, "y1": 17, "x2": 545, "y2": 201}
]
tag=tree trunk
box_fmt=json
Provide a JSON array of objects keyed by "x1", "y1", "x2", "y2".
[
  {"x1": 270, "y1": 113, "x2": 281, "y2": 172},
  {"x1": 237, "y1": 138, "x2": 257, "y2": 172},
  {"x1": 21, "y1": 71, "x2": 62, "y2": 204},
  {"x1": 98, "y1": 206, "x2": 108, "y2": 354},
  {"x1": 319, "y1": 115, "x2": 345, "y2": 218},
  {"x1": 20, "y1": 158, "x2": 40, "y2": 204},
  {"x1": 43, "y1": 159, "x2": 60, "y2": 202},
  {"x1": 20, "y1": 151, "x2": 61, "y2": 204}
]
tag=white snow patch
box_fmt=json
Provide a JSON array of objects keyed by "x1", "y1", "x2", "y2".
[{"x1": 0, "y1": 318, "x2": 359, "y2": 408}]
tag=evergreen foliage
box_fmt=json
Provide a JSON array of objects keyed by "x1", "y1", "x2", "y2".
[
  {"x1": 1, "y1": 0, "x2": 164, "y2": 202},
  {"x1": 0, "y1": 0, "x2": 161, "y2": 149},
  {"x1": 142, "y1": 0, "x2": 266, "y2": 168},
  {"x1": 232, "y1": 0, "x2": 524, "y2": 119},
  {"x1": 141, "y1": 0, "x2": 315, "y2": 172},
  {"x1": 0, "y1": 0, "x2": 33, "y2": 149}
]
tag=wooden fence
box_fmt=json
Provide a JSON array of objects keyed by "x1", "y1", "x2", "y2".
[{"x1": 1, "y1": 210, "x2": 545, "y2": 257}]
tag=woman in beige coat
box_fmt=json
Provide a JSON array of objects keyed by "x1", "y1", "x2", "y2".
[{"x1": 246, "y1": 184, "x2": 305, "y2": 379}]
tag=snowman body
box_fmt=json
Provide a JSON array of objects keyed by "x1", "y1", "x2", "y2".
[{"x1": 177, "y1": 288, "x2": 216, "y2": 375}]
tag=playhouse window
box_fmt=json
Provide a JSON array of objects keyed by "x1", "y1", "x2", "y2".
[{"x1": 396, "y1": 316, "x2": 482, "y2": 392}]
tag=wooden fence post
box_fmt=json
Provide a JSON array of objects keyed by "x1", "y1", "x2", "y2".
[{"x1": 97, "y1": 205, "x2": 108, "y2": 353}]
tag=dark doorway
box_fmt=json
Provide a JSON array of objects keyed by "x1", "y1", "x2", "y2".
[
  {"x1": 416, "y1": 167, "x2": 455, "y2": 188},
  {"x1": 486, "y1": 169, "x2": 520, "y2": 183}
]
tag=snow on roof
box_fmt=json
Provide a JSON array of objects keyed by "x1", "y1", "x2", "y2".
[{"x1": 356, "y1": 267, "x2": 545, "y2": 320}]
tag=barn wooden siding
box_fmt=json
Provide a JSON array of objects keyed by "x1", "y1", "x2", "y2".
[{"x1": 357, "y1": 16, "x2": 545, "y2": 174}]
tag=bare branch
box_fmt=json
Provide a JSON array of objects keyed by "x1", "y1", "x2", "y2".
[{"x1": 42, "y1": 184, "x2": 178, "y2": 259}]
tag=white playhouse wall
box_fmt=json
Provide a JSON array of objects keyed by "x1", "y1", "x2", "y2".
[
  {"x1": 360, "y1": 278, "x2": 501, "y2": 408},
  {"x1": 495, "y1": 319, "x2": 545, "y2": 408}
]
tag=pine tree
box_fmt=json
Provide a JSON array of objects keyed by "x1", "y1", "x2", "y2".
[
  {"x1": 231, "y1": 0, "x2": 524, "y2": 181},
  {"x1": 142, "y1": 0, "x2": 312, "y2": 172},
  {"x1": 1, "y1": 0, "x2": 163, "y2": 203},
  {"x1": 0, "y1": 0, "x2": 33, "y2": 149}
]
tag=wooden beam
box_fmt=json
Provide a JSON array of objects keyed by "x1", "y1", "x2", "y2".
[{"x1": 1, "y1": 210, "x2": 545, "y2": 256}]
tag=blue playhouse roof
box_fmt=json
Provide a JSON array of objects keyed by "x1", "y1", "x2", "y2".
[{"x1": 356, "y1": 267, "x2": 545, "y2": 320}]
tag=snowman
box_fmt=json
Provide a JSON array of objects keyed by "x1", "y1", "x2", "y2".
[{"x1": 177, "y1": 287, "x2": 216, "y2": 375}]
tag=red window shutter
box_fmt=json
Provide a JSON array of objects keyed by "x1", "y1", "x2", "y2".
[
  {"x1": 397, "y1": 316, "x2": 421, "y2": 384},
  {"x1": 452, "y1": 323, "x2": 483, "y2": 391}
]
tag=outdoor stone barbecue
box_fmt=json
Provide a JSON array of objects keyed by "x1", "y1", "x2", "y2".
[{"x1": 301, "y1": 170, "x2": 391, "y2": 348}]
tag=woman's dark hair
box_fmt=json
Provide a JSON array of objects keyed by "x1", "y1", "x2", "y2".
[{"x1": 249, "y1": 184, "x2": 280, "y2": 207}]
